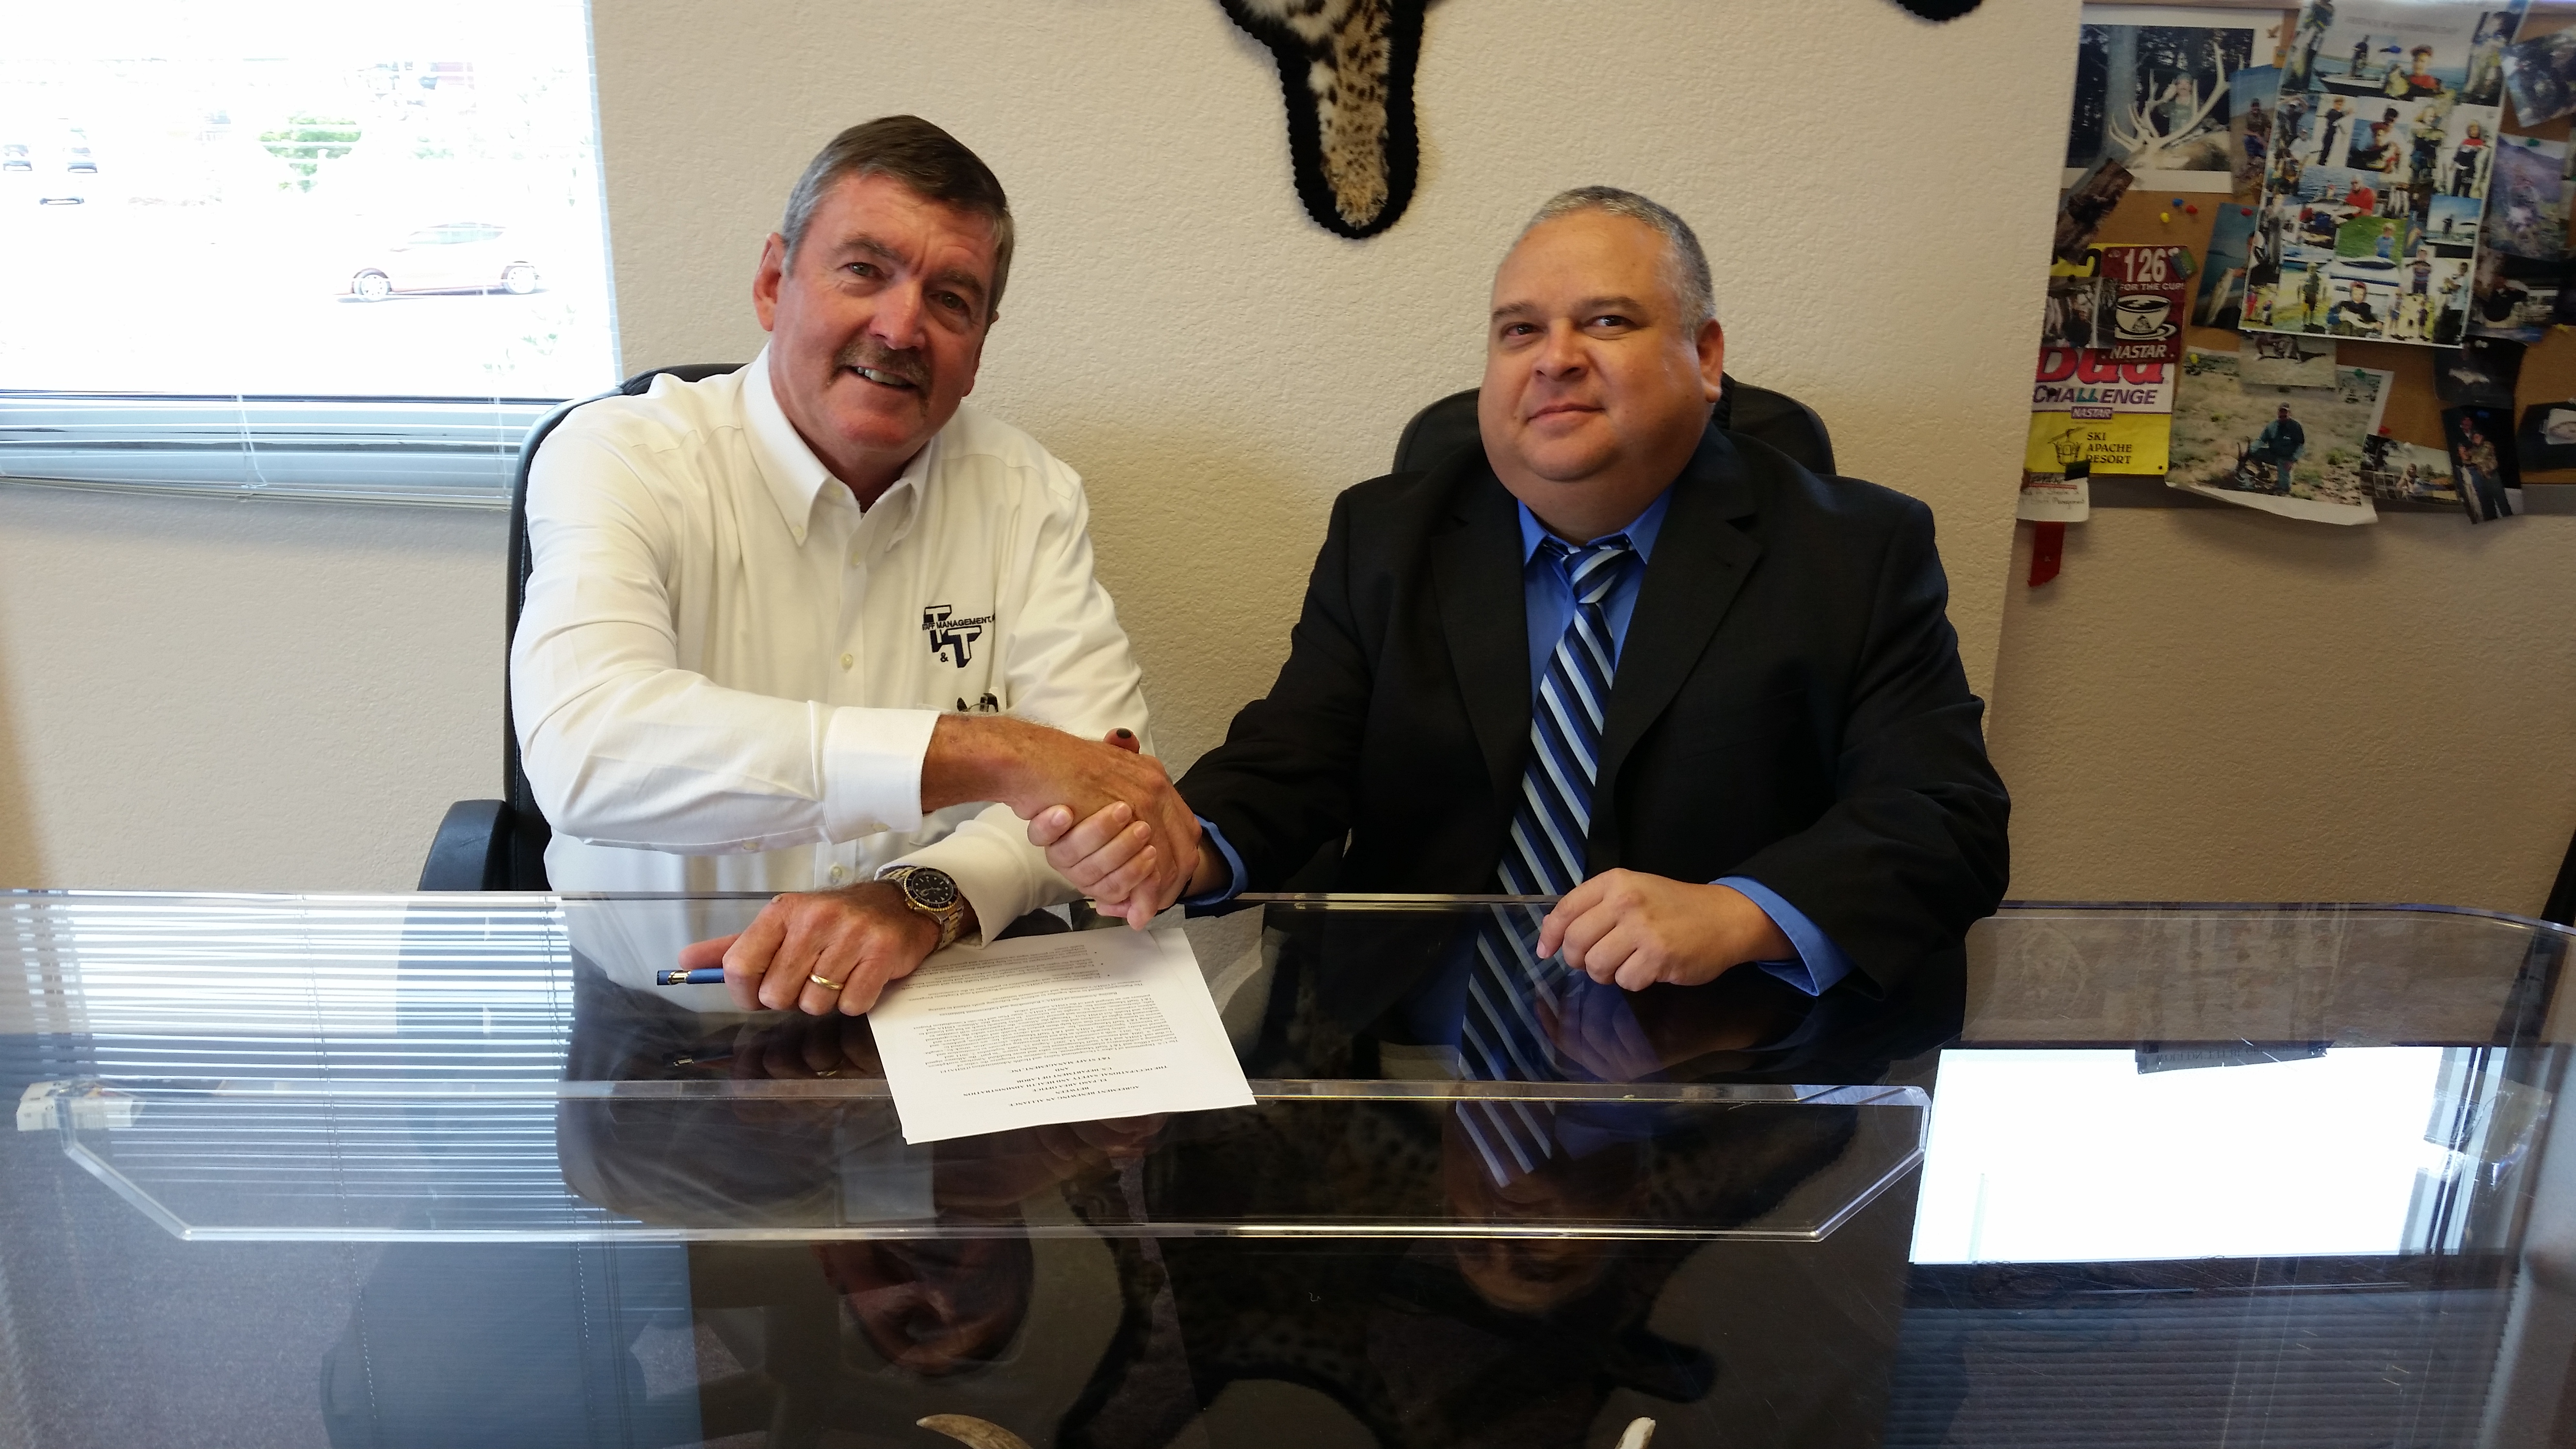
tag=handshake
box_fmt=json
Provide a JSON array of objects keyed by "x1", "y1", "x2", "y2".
[
  {"x1": 951, "y1": 714, "x2": 1217, "y2": 928},
  {"x1": 687, "y1": 713, "x2": 1213, "y2": 1016}
]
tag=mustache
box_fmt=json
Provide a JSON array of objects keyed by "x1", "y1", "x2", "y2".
[{"x1": 833, "y1": 340, "x2": 930, "y2": 389}]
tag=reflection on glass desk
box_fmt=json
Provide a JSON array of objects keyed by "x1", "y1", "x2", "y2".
[{"x1": 1, "y1": 892, "x2": 2570, "y2": 1449}]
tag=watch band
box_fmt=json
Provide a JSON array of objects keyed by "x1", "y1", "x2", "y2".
[{"x1": 883, "y1": 865, "x2": 968, "y2": 950}]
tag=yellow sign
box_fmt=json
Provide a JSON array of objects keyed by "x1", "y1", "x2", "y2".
[{"x1": 2024, "y1": 412, "x2": 2170, "y2": 476}]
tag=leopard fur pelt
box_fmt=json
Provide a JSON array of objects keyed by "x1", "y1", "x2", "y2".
[
  {"x1": 1215, "y1": 0, "x2": 1980, "y2": 241},
  {"x1": 1219, "y1": 0, "x2": 1426, "y2": 238}
]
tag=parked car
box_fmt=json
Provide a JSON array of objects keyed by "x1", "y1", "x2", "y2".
[
  {"x1": 0, "y1": 144, "x2": 31, "y2": 173},
  {"x1": 346, "y1": 222, "x2": 543, "y2": 300},
  {"x1": 64, "y1": 147, "x2": 95, "y2": 174}
]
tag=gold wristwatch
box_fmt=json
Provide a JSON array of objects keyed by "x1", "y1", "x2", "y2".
[{"x1": 882, "y1": 865, "x2": 969, "y2": 950}]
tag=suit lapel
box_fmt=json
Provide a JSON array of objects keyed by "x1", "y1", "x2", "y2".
[
  {"x1": 1430, "y1": 463, "x2": 1532, "y2": 818},
  {"x1": 1589, "y1": 425, "x2": 1764, "y2": 868}
]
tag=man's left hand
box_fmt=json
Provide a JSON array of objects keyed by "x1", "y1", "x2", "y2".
[
  {"x1": 678, "y1": 882, "x2": 946, "y2": 1015},
  {"x1": 1537, "y1": 871, "x2": 1794, "y2": 992}
]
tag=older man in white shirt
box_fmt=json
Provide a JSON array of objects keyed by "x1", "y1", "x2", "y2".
[{"x1": 513, "y1": 116, "x2": 1196, "y2": 1016}]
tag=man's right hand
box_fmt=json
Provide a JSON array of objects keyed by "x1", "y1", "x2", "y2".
[
  {"x1": 1028, "y1": 788, "x2": 1226, "y2": 927},
  {"x1": 921, "y1": 715, "x2": 1201, "y2": 926}
]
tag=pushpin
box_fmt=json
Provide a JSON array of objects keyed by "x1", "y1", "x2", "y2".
[
  {"x1": 2171, "y1": 197, "x2": 2186, "y2": 207},
  {"x1": 2241, "y1": 207, "x2": 2254, "y2": 216},
  {"x1": 2186, "y1": 203, "x2": 2199, "y2": 215},
  {"x1": 2160, "y1": 210, "x2": 2172, "y2": 223}
]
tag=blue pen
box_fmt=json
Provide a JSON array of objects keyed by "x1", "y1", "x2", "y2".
[{"x1": 656, "y1": 967, "x2": 727, "y2": 985}]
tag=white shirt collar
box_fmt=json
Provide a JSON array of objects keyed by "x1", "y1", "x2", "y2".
[{"x1": 741, "y1": 344, "x2": 939, "y2": 542}]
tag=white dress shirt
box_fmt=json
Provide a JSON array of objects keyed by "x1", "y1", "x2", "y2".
[{"x1": 511, "y1": 347, "x2": 1153, "y2": 946}]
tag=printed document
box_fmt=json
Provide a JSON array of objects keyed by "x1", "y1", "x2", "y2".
[{"x1": 869, "y1": 927, "x2": 1255, "y2": 1144}]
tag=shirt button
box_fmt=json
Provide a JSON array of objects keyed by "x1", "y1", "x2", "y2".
[
  {"x1": 828, "y1": 864, "x2": 849, "y2": 884},
  {"x1": 839, "y1": 653, "x2": 854, "y2": 671}
]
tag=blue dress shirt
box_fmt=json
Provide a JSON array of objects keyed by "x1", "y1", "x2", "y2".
[{"x1": 1185, "y1": 487, "x2": 1855, "y2": 1020}]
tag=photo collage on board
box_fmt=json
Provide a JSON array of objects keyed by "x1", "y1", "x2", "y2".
[{"x1": 2248, "y1": 0, "x2": 2526, "y2": 347}]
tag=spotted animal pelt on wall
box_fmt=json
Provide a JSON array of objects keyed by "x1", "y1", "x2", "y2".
[{"x1": 1219, "y1": 0, "x2": 1426, "y2": 238}]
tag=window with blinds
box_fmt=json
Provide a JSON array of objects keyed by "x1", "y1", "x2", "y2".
[{"x1": 0, "y1": 0, "x2": 619, "y2": 506}]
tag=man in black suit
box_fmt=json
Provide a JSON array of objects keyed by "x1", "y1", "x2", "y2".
[{"x1": 1035, "y1": 187, "x2": 2007, "y2": 1028}]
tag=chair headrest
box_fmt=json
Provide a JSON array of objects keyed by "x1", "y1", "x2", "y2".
[{"x1": 1391, "y1": 376, "x2": 1836, "y2": 478}]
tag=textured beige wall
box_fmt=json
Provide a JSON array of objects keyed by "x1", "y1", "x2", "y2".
[
  {"x1": 1987, "y1": 508, "x2": 2576, "y2": 915},
  {"x1": 0, "y1": 0, "x2": 2085, "y2": 895},
  {"x1": 590, "y1": 0, "x2": 2077, "y2": 764},
  {"x1": 0, "y1": 487, "x2": 501, "y2": 890}
]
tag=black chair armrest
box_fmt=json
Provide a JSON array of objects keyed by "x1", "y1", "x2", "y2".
[
  {"x1": 2545, "y1": 825, "x2": 2576, "y2": 926},
  {"x1": 420, "y1": 800, "x2": 513, "y2": 891}
]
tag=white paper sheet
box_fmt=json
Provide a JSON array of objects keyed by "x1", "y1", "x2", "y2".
[{"x1": 869, "y1": 927, "x2": 1255, "y2": 1144}]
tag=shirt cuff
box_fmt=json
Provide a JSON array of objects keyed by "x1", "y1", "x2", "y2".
[
  {"x1": 1178, "y1": 817, "x2": 1250, "y2": 908},
  {"x1": 1716, "y1": 875, "x2": 1854, "y2": 997},
  {"x1": 820, "y1": 707, "x2": 940, "y2": 841},
  {"x1": 883, "y1": 826, "x2": 1033, "y2": 950}
]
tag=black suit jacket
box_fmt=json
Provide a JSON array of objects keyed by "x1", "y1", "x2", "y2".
[{"x1": 1177, "y1": 423, "x2": 2010, "y2": 1012}]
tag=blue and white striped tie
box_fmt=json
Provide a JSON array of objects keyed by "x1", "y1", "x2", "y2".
[{"x1": 1457, "y1": 534, "x2": 1636, "y2": 1185}]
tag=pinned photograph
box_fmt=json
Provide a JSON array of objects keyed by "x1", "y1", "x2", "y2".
[
  {"x1": 2067, "y1": 6, "x2": 2266, "y2": 192},
  {"x1": 2283, "y1": 0, "x2": 2520, "y2": 101},
  {"x1": 2501, "y1": 25, "x2": 2576, "y2": 124},
  {"x1": 2057, "y1": 157, "x2": 2136, "y2": 265},
  {"x1": 2196, "y1": 203, "x2": 2261, "y2": 326},
  {"x1": 2434, "y1": 336, "x2": 2524, "y2": 407},
  {"x1": 2229, "y1": 65, "x2": 2282, "y2": 201},
  {"x1": 2356, "y1": 434, "x2": 2461, "y2": 503},
  {"x1": 2514, "y1": 400, "x2": 2576, "y2": 471},
  {"x1": 2482, "y1": 133, "x2": 2568, "y2": 259},
  {"x1": 2044, "y1": 272, "x2": 2109, "y2": 350},
  {"x1": 2167, "y1": 347, "x2": 2388, "y2": 523},
  {"x1": 2243, "y1": 332, "x2": 2338, "y2": 386},
  {"x1": 2469, "y1": 249, "x2": 2562, "y2": 341},
  {"x1": 2443, "y1": 403, "x2": 2519, "y2": 521}
]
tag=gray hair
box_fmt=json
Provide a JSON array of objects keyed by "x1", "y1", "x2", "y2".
[
  {"x1": 779, "y1": 116, "x2": 1015, "y2": 322},
  {"x1": 1521, "y1": 186, "x2": 1718, "y2": 327}
]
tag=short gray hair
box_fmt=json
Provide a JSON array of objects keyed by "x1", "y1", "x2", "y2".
[
  {"x1": 1521, "y1": 186, "x2": 1718, "y2": 327},
  {"x1": 779, "y1": 116, "x2": 1015, "y2": 321}
]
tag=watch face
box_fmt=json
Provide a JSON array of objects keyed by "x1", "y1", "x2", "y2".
[{"x1": 904, "y1": 869, "x2": 960, "y2": 912}]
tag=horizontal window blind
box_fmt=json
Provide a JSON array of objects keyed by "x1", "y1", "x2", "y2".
[{"x1": 0, "y1": 394, "x2": 564, "y2": 508}]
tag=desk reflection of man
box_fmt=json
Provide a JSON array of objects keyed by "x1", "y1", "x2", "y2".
[
  {"x1": 554, "y1": 941, "x2": 1951, "y2": 1448},
  {"x1": 556, "y1": 961, "x2": 1168, "y2": 1441},
  {"x1": 1070, "y1": 967, "x2": 1954, "y2": 1449}
]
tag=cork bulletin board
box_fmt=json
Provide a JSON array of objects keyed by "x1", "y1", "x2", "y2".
[{"x1": 2072, "y1": 1, "x2": 2576, "y2": 510}]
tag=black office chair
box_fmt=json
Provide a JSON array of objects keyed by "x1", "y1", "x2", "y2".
[
  {"x1": 418, "y1": 363, "x2": 743, "y2": 891},
  {"x1": 1390, "y1": 372, "x2": 1836, "y2": 477}
]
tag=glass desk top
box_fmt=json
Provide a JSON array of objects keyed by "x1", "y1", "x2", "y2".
[{"x1": 0, "y1": 892, "x2": 2568, "y2": 1449}]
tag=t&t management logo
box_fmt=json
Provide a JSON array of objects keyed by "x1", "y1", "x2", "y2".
[{"x1": 921, "y1": 603, "x2": 992, "y2": 667}]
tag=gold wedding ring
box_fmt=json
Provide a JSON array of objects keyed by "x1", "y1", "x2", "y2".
[{"x1": 809, "y1": 973, "x2": 843, "y2": 991}]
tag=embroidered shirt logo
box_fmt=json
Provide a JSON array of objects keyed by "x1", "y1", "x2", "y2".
[{"x1": 921, "y1": 604, "x2": 992, "y2": 667}]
